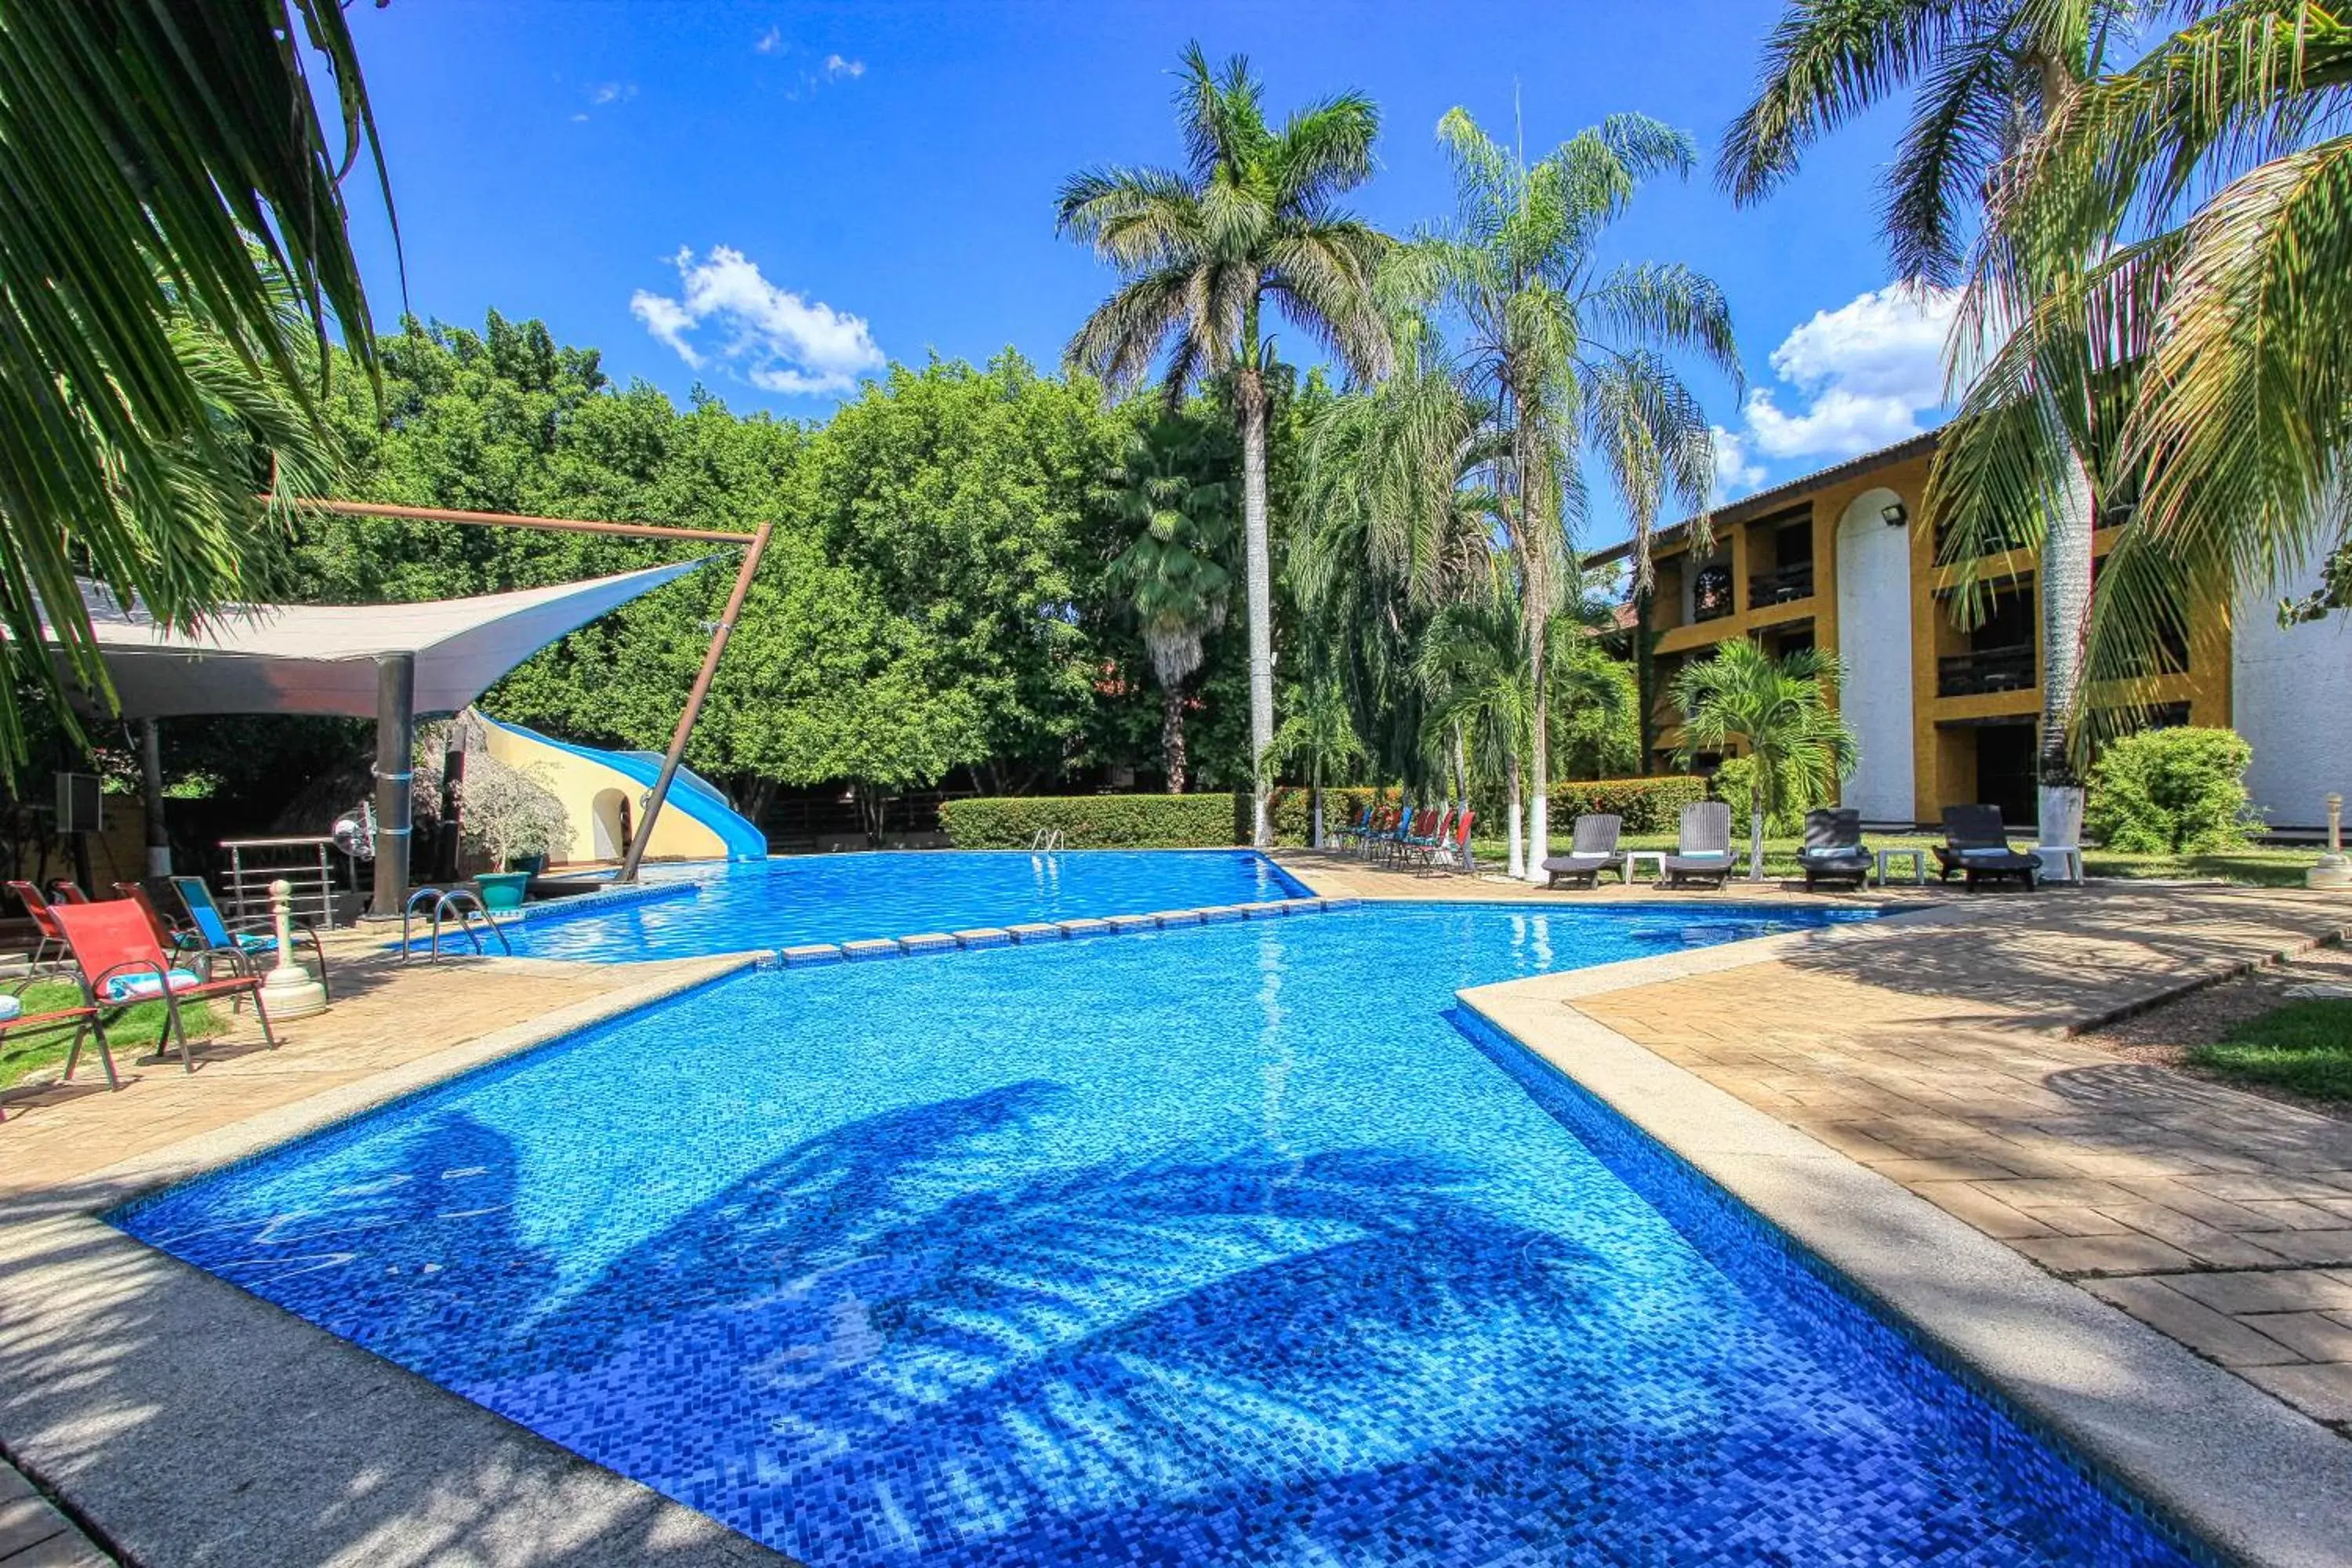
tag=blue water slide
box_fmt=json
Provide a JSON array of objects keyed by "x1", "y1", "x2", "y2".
[{"x1": 477, "y1": 714, "x2": 768, "y2": 861}]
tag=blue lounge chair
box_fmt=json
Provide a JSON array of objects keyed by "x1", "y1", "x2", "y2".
[{"x1": 169, "y1": 876, "x2": 332, "y2": 1000}]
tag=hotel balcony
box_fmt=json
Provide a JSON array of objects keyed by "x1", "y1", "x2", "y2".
[
  {"x1": 1937, "y1": 642, "x2": 2037, "y2": 698},
  {"x1": 1748, "y1": 561, "x2": 1814, "y2": 607}
]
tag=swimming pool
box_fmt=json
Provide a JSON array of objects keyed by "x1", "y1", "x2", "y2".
[
  {"x1": 116, "y1": 904, "x2": 2195, "y2": 1566},
  {"x1": 500, "y1": 850, "x2": 1306, "y2": 960}
]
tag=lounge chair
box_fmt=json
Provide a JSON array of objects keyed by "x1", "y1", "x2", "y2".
[
  {"x1": 0, "y1": 974, "x2": 117, "y2": 1120},
  {"x1": 1933, "y1": 805, "x2": 2042, "y2": 891},
  {"x1": 171, "y1": 875, "x2": 331, "y2": 1000},
  {"x1": 4, "y1": 880, "x2": 67, "y2": 968},
  {"x1": 51, "y1": 899, "x2": 278, "y2": 1072},
  {"x1": 1660, "y1": 801, "x2": 1737, "y2": 888},
  {"x1": 1541, "y1": 814, "x2": 1622, "y2": 888},
  {"x1": 1400, "y1": 804, "x2": 1454, "y2": 866},
  {"x1": 1797, "y1": 809, "x2": 1874, "y2": 891},
  {"x1": 1421, "y1": 808, "x2": 1478, "y2": 873},
  {"x1": 1334, "y1": 804, "x2": 1376, "y2": 853}
]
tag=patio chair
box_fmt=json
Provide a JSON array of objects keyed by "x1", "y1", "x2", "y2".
[
  {"x1": 1933, "y1": 805, "x2": 2042, "y2": 891},
  {"x1": 1797, "y1": 809, "x2": 1874, "y2": 892},
  {"x1": 1334, "y1": 803, "x2": 1377, "y2": 854},
  {"x1": 0, "y1": 972, "x2": 118, "y2": 1120},
  {"x1": 1421, "y1": 808, "x2": 1477, "y2": 872},
  {"x1": 5, "y1": 880, "x2": 67, "y2": 968},
  {"x1": 1400, "y1": 804, "x2": 1454, "y2": 866},
  {"x1": 171, "y1": 876, "x2": 331, "y2": 1001},
  {"x1": 1660, "y1": 801, "x2": 1737, "y2": 888},
  {"x1": 1541, "y1": 814, "x2": 1622, "y2": 888},
  {"x1": 51, "y1": 899, "x2": 278, "y2": 1073}
]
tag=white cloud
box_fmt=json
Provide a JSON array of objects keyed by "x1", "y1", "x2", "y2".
[
  {"x1": 755, "y1": 26, "x2": 782, "y2": 53},
  {"x1": 630, "y1": 245, "x2": 884, "y2": 397},
  {"x1": 1711, "y1": 426, "x2": 1767, "y2": 501},
  {"x1": 823, "y1": 53, "x2": 865, "y2": 80},
  {"x1": 588, "y1": 82, "x2": 637, "y2": 107},
  {"x1": 1729, "y1": 285, "x2": 1959, "y2": 466}
]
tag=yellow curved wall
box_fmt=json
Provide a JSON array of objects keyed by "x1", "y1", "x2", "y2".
[{"x1": 478, "y1": 723, "x2": 729, "y2": 866}]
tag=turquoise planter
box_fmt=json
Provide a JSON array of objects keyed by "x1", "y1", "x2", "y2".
[{"x1": 475, "y1": 871, "x2": 532, "y2": 910}]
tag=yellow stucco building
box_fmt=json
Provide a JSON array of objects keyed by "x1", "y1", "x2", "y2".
[{"x1": 1588, "y1": 431, "x2": 2346, "y2": 833}]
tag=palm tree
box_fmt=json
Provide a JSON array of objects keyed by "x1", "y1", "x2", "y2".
[
  {"x1": 1262, "y1": 676, "x2": 1370, "y2": 848},
  {"x1": 1671, "y1": 640, "x2": 1859, "y2": 882},
  {"x1": 1415, "y1": 590, "x2": 1534, "y2": 875},
  {"x1": 1058, "y1": 44, "x2": 1392, "y2": 848},
  {"x1": 1948, "y1": 3, "x2": 2352, "y2": 742},
  {"x1": 1720, "y1": 1, "x2": 2143, "y2": 850},
  {"x1": 1102, "y1": 416, "x2": 1237, "y2": 793},
  {"x1": 0, "y1": 1, "x2": 390, "y2": 772},
  {"x1": 1394, "y1": 108, "x2": 1737, "y2": 880}
]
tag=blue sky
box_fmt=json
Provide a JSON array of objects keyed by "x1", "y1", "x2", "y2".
[{"x1": 339, "y1": 1, "x2": 1958, "y2": 535}]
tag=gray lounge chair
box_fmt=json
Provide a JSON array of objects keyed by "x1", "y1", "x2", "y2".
[
  {"x1": 1661, "y1": 800, "x2": 1737, "y2": 888},
  {"x1": 1541, "y1": 814, "x2": 1621, "y2": 887},
  {"x1": 1797, "y1": 808, "x2": 1873, "y2": 891},
  {"x1": 1933, "y1": 804, "x2": 2042, "y2": 891}
]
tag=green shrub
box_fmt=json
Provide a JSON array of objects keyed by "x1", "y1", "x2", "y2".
[
  {"x1": 938, "y1": 793, "x2": 1243, "y2": 849},
  {"x1": 1707, "y1": 756, "x2": 1804, "y2": 833},
  {"x1": 2085, "y1": 726, "x2": 2259, "y2": 854},
  {"x1": 1548, "y1": 775, "x2": 1708, "y2": 833},
  {"x1": 1269, "y1": 786, "x2": 1399, "y2": 846}
]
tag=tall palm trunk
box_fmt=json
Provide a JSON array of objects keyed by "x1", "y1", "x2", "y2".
[
  {"x1": 1237, "y1": 366, "x2": 1276, "y2": 848},
  {"x1": 1512, "y1": 412, "x2": 1555, "y2": 882},
  {"x1": 1162, "y1": 684, "x2": 1189, "y2": 794},
  {"x1": 2038, "y1": 450, "x2": 2095, "y2": 848},
  {"x1": 1748, "y1": 751, "x2": 1769, "y2": 882},
  {"x1": 1506, "y1": 760, "x2": 1526, "y2": 880}
]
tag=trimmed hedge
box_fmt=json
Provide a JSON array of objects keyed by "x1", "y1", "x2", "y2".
[
  {"x1": 1548, "y1": 775, "x2": 1708, "y2": 833},
  {"x1": 938, "y1": 793, "x2": 1244, "y2": 849}
]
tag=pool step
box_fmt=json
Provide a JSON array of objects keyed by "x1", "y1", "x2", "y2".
[{"x1": 762, "y1": 895, "x2": 1354, "y2": 971}]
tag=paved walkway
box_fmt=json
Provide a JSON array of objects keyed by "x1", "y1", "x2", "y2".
[
  {"x1": 0, "y1": 1460, "x2": 108, "y2": 1566},
  {"x1": 0, "y1": 942, "x2": 746, "y2": 1200},
  {"x1": 1486, "y1": 881, "x2": 2352, "y2": 1432}
]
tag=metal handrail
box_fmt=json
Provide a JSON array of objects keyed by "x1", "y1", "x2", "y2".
[{"x1": 399, "y1": 885, "x2": 513, "y2": 962}]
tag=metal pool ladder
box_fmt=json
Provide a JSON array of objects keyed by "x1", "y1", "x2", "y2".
[
  {"x1": 1029, "y1": 828, "x2": 1065, "y2": 852},
  {"x1": 400, "y1": 886, "x2": 513, "y2": 963}
]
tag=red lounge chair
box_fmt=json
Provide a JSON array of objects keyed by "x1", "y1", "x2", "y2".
[
  {"x1": 0, "y1": 975, "x2": 117, "y2": 1120},
  {"x1": 51, "y1": 900, "x2": 278, "y2": 1073},
  {"x1": 5, "y1": 880, "x2": 67, "y2": 969}
]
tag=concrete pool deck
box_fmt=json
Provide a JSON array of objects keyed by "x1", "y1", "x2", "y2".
[{"x1": 1, "y1": 864, "x2": 2348, "y2": 1563}]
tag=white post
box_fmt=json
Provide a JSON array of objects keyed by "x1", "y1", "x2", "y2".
[
  {"x1": 2310, "y1": 793, "x2": 2350, "y2": 890},
  {"x1": 257, "y1": 877, "x2": 329, "y2": 1018}
]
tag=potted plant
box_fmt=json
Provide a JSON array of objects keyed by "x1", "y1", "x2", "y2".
[{"x1": 456, "y1": 755, "x2": 571, "y2": 910}]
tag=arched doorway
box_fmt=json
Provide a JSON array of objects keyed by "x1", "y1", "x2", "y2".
[
  {"x1": 590, "y1": 788, "x2": 633, "y2": 861},
  {"x1": 1835, "y1": 487, "x2": 1916, "y2": 823}
]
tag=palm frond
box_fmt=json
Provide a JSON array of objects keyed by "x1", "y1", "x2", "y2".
[{"x1": 1719, "y1": 0, "x2": 1966, "y2": 204}]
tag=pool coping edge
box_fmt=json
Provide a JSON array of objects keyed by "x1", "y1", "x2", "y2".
[{"x1": 1457, "y1": 931, "x2": 2352, "y2": 1568}]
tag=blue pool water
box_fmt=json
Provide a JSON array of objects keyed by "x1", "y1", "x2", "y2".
[
  {"x1": 117, "y1": 904, "x2": 2194, "y2": 1566},
  {"x1": 501, "y1": 850, "x2": 1304, "y2": 960}
]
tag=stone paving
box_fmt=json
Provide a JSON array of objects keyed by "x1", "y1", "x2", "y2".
[
  {"x1": 0, "y1": 937, "x2": 744, "y2": 1200},
  {"x1": 1387, "y1": 869, "x2": 2352, "y2": 1435},
  {"x1": 0, "y1": 1461, "x2": 109, "y2": 1567}
]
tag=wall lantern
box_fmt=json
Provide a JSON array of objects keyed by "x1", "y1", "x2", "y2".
[{"x1": 1881, "y1": 501, "x2": 1909, "y2": 528}]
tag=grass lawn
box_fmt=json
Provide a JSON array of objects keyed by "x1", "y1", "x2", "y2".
[
  {"x1": 2, "y1": 978, "x2": 221, "y2": 1091},
  {"x1": 2190, "y1": 1000, "x2": 2352, "y2": 1102},
  {"x1": 1435, "y1": 829, "x2": 2321, "y2": 887}
]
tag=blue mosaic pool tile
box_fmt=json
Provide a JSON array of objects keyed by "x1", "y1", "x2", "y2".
[
  {"x1": 839, "y1": 938, "x2": 902, "y2": 961},
  {"x1": 117, "y1": 902, "x2": 2194, "y2": 1568},
  {"x1": 897, "y1": 934, "x2": 958, "y2": 956},
  {"x1": 778, "y1": 944, "x2": 843, "y2": 967},
  {"x1": 951, "y1": 929, "x2": 1010, "y2": 949},
  {"x1": 1054, "y1": 917, "x2": 1112, "y2": 938}
]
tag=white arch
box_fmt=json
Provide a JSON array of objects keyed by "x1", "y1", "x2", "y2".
[
  {"x1": 1835, "y1": 486, "x2": 1917, "y2": 823},
  {"x1": 590, "y1": 788, "x2": 632, "y2": 861}
]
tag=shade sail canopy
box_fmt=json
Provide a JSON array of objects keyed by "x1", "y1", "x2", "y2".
[{"x1": 45, "y1": 561, "x2": 708, "y2": 719}]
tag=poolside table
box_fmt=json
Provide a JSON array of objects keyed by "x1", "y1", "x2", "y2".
[
  {"x1": 1622, "y1": 850, "x2": 1669, "y2": 885},
  {"x1": 1875, "y1": 848, "x2": 1928, "y2": 887}
]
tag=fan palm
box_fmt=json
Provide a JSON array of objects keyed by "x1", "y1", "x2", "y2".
[
  {"x1": 1058, "y1": 43, "x2": 1392, "y2": 848},
  {"x1": 1720, "y1": 0, "x2": 2147, "y2": 847},
  {"x1": 1671, "y1": 639, "x2": 1859, "y2": 881},
  {"x1": 1392, "y1": 107, "x2": 1737, "y2": 879},
  {"x1": 1262, "y1": 676, "x2": 1370, "y2": 848},
  {"x1": 0, "y1": 0, "x2": 391, "y2": 772},
  {"x1": 1102, "y1": 416, "x2": 1237, "y2": 793},
  {"x1": 1953, "y1": 2, "x2": 2352, "y2": 744}
]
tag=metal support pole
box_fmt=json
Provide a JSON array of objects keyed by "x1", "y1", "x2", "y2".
[
  {"x1": 370, "y1": 653, "x2": 416, "y2": 917},
  {"x1": 138, "y1": 717, "x2": 172, "y2": 876},
  {"x1": 619, "y1": 523, "x2": 774, "y2": 883}
]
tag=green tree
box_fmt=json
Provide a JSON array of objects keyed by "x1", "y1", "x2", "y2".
[
  {"x1": 1262, "y1": 676, "x2": 1370, "y2": 848},
  {"x1": 1394, "y1": 107, "x2": 1737, "y2": 878},
  {"x1": 1058, "y1": 43, "x2": 1392, "y2": 847},
  {"x1": 1415, "y1": 590, "x2": 1534, "y2": 874},
  {"x1": 1721, "y1": 0, "x2": 2142, "y2": 845},
  {"x1": 2085, "y1": 726, "x2": 2257, "y2": 855},
  {"x1": 1100, "y1": 416, "x2": 1237, "y2": 793},
  {"x1": 0, "y1": 1, "x2": 390, "y2": 771},
  {"x1": 1671, "y1": 639, "x2": 1859, "y2": 881}
]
